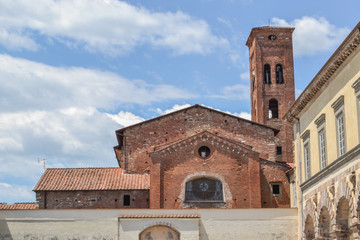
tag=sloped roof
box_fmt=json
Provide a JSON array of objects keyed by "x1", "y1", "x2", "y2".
[
  {"x1": 116, "y1": 104, "x2": 279, "y2": 134},
  {"x1": 0, "y1": 202, "x2": 38, "y2": 210},
  {"x1": 33, "y1": 168, "x2": 150, "y2": 191}
]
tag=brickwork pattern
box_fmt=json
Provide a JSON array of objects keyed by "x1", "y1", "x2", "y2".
[{"x1": 36, "y1": 190, "x2": 149, "y2": 209}]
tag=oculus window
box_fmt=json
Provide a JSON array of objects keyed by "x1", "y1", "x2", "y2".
[
  {"x1": 198, "y1": 146, "x2": 211, "y2": 159},
  {"x1": 185, "y1": 178, "x2": 223, "y2": 202}
]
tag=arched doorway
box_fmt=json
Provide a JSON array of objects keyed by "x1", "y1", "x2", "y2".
[
  {"x1": 336, "y1": 197, "x2": 351, "y2": 239},
  {"x1": 139, "y1": 225, "x2": 180, "y2": 240},
  {"x1": 304, "y1": 214, "x2": 315, "y2": 240},
  {"x1": 318, "y1": 207, "x2": 331, "y2": 238}
]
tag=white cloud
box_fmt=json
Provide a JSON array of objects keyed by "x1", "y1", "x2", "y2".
[
  {"x1": 0, "y1": 54, "x2": 195, "y2": 112},
  {"x1": 212, "y1": 83, "x2": 249, "y2": 100},
  {"x1": 0, "y1": 183, "x2": 34, "y2": 203},
  {"x1": 0, "y1": 0, "x2": 228, "y2": 55},
  {"x1": 156, "y1": 104, "x2": 192, "y2": 115},
  {"x1": 240, "y1": 71, "x2": 250, "y2": 81},
  {"x1": 230, "y1": 111, "x2": 251, "y2": 120},
  {"x1": 107, "y1": 111, "x2": 145, "y2": 127},
  {"x1": 0, "y1": 28, "x2": 39, "y2": 51},
  {"x1": 272, "y1": 16, "x2": 349, "y2": 56}
]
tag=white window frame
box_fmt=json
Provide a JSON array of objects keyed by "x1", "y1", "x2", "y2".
[
  {"x1": 301, "y1": 130, "x2": 311, "y2": 180},
  {"x1": 331, "y1": 95, "x2": 346, "y2": 157},
  {"x1": 315, "y1": 114, "x2": 327, "y2": 170}
]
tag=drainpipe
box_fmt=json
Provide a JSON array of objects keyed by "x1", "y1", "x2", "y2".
[{"x1": 116, "y1": 132, "x2": 127, "y2": 170}]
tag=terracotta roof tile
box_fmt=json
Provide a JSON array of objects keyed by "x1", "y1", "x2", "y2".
[
  {"x1": 119, "y1": 214, "x2": 200, "y2": 218},
  {"x1": 0, "y1": 202, "x2": 38, "y2": 210},
  {"x1": 33, "y1": 168, "x2": 150, "y2": 191}
]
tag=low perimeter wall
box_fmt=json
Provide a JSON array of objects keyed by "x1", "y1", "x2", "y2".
[{"x1": 0, "y1": 208, "x2": 298, "y2": 240}]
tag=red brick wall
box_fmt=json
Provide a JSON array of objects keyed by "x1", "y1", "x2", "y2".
[
  {"x1": 259, "y1": 160, "x2": 290, "y2": 208},
  {"x1": 36, "y1": 190, "x2": 149, "y2": 209},
  {"x1": 247, "y1": 27, "x2": 295, "y2": 163},
  {"x1": 149, "y1": 133, "x2": 261, "y2": 209},
  {"x1": 115, "y1": 106, "x2": 279, "y2": 172}
]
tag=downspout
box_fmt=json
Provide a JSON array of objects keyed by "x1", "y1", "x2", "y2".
[{"x1": 116, "y1": 132, "x2": 127, "y2": 170}]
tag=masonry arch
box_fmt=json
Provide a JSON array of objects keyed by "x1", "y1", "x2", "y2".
[
  {"x1": 318, "y1": 206, "x2": 331, "y2": 238},
  {"x1": 185, "y1": 177, "x2": 223, "y2": 202},
  {"x1": 304, "y1": 214, "x2": 315, "y2": 240},
  {"x1": 139, "y1": 225, "x2": 180, "y2": 240},
  {"x1": 178, "y1": 172, "x2": 233, "y2": 208},
  {"x1": 276, "y1": 64, "x2": 284, "y2": 84},
  {"x1": 264, "y1": 64, "x2": 271, "y2": 84},
  {"x1": 269, "y1": 99, "x2": 279, "y2": 119},
  {"x1": 336, "y1": 197, "x2": 351, "y2": 239}
]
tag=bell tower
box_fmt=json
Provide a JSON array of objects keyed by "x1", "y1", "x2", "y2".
[{"x1": 246, "y1": 26, "x2": 295, "y2": 163}]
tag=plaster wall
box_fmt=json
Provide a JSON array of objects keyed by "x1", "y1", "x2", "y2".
[
  {"x1": 0, "y1": 208, "x2": 298, "y2": 240},
  {"x1": 296, "y1": 46, "x2": 360, "y2": 180}
]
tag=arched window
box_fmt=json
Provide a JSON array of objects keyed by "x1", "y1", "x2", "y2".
[
  {"x1": 185, "y1": 177, "x2": 223, "y2": 202},
  {"x1": 269, "y1": 99, "x2": 279, "y2": 119},
  {"x1": 264, "y1": 64, "x2": 271, "y2": 84},
  {"x1": 139, "y1": 225, "x2": 180, "y2": 240},
  {"x1": 276, "y1": 64, "x2": 284, "y2": 84},
  {"x1": 252, "y1": 77, "x2": 255, "y2": 91}
]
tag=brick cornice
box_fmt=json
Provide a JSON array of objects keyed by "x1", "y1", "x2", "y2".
[{"x1": 150, "y1": 130, "x2": 255, "y2": 157}]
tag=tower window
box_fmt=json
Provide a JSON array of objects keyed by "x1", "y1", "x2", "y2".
[
  {"x1": 252, "y1": 77, "x2": 255, "y2": 91},
  {"x1": 264, "y1": 64, "x2": 271, "y2": 84},
  {"x1": 276, "y1": 146, "x2": 282, "y2": 155},
  {"x1": 276, "y1": 64, "x2": 284, "y2": 84},
  {"x1": 269, "y1": 99, "x2": 279, "y2": 119}
]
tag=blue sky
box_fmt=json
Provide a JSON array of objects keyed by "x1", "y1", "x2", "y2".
[{"x1": 0, "y1": 0, "x2": 359, "y2": 203}]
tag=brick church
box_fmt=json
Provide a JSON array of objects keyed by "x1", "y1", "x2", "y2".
[{"x1": 33, "y1": 26, "x2": 296, "y2": 210}]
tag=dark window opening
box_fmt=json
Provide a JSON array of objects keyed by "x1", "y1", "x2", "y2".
[
  {"x1": 124, "y1": 195, "x2": 130, "y2": 206},
  {"x1": 277, "y1": 146, "x2": 282, "y2": 155},
  {"x1": 271, "y1": 184, "x2": 281, "y2": 196},
  {"x1": 276, "y1": 64, "x2": 284, "y2": 84},
  {"x1": 185, "y1": 178, "x2": 223, "y2": 202},
  {"x1": 269, "y1": 99, "x2": 279, "y2": 119},
  {"x1": 252, "y1": 77, "x2": 255, "y2": 91},
  {"x1": 264, "y1": 64, "x2": 271, "y2": 84},
  {"x1": 198, "y1": 146, "x2": 211, "y2": 159}
]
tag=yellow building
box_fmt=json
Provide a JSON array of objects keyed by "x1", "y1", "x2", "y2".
[{"x1": 285, "y1": 22, "x2": 360, "y2": 239}]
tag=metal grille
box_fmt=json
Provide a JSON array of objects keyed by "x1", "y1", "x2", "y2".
[{"x1": 185, "y1": 178, "x2": 223, "y2": 202}]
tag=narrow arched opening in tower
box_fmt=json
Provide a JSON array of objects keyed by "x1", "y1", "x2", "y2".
[
  {"x1": 269, "y1": 99, "x2": 279, "y2": 119},
  {"x1": 264, "y1": 64, "x2": 271, "y2": 84}
]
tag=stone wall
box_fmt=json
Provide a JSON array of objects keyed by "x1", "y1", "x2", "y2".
[{"x1": 0, "y1": 208, "x2": 298, "y2": 240}]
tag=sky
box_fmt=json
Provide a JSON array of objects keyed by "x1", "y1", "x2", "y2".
[{"x1": 0, "y1": 0, "x2": 359, "y2": 203}]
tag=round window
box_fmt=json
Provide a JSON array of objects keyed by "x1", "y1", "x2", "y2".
[{"x1": 198, "y1": 146, "x2": 211, "y2": 159}]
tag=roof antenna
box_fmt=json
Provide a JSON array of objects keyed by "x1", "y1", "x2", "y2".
[{"x1": 37, "y1": 158, "x2": 47, "y2": 171}]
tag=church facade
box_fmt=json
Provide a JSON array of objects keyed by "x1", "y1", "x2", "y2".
[{"x1": 32, "y1": 26, "x2": 296, "y2": 210}]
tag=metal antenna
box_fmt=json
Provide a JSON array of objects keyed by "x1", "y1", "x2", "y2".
[{"x1": 37, "y1": 158, "x2": 47, "y2": 171}]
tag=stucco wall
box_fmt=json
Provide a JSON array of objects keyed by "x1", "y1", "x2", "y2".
[{"x1": 0, "y1": 208, "x2": 298, "y2": 240}]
